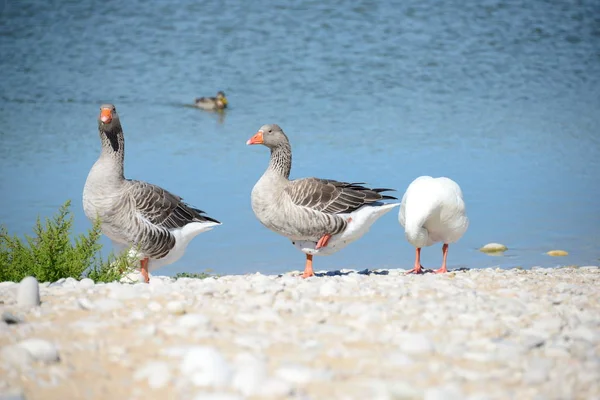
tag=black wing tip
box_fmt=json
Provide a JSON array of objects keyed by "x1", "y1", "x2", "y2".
[
  {"x1": 203, "y1": 215, "x2": 221, "y2": 224},
  {"x1": 186, "y1": 205, "x2": 221, "y2": 225},
  {"x1": 381, "y1": 194, "x2": 398, "y2": 200}
]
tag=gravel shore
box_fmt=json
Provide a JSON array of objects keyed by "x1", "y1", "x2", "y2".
[{"x1": 1, "y1": 266, "x2": 599, "y2": 400}]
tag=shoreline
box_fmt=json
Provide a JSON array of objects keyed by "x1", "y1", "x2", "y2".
[{"x1": 1, "y1": 266, "x2": 599, "y2": 399}]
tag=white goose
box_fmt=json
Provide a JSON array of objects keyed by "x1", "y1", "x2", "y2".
[
  {"x1": 247, "y1": 124, "x2": 399, "y2": 278},
  {"x1": 82, "y1": 104, "x2": 220, "y2": 283},
  {"x1": 399, "y1": 176, "x2": 469, "y2": 274}
]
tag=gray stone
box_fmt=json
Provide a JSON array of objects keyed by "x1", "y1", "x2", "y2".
[
  {"x1": 134, "y1": 361, "x2": 171, "y2": 389},
  {"x1": 2, "y1": 311, "x2": 23, "y2": 324},
  {"x1": 18, "y1": 338, "x2": 59, "y2": 363},
  {"x1": 17, "y1": 276, "x2": 40, "y2": 308}
]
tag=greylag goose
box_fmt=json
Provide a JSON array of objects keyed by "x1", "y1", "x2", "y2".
[
  {"x1": 194, "y1": 91, "x2": 228, "y2": 111},
  {"x1": 247, "y1": 124, "x2": 399, "y2": 278},
  {"x1": 83, "y1": 104, "x2": 221, "y2": 283},
  {"x1": 399, "y1": 176, "x2": 469, "y2": 274}
]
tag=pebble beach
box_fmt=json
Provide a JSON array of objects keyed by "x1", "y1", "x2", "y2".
[{"x1": 1, "y1": 266, "x2": 599, "y2": 400}]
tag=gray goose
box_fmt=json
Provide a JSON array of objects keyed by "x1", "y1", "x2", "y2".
[
  {"x1": 247, "y1": 124, "x2": 399, "y2": 278},
  {"x1": 82, "y1": 104, "x2": 220, "y2": 283}
]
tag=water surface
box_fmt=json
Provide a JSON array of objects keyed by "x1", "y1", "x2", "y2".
[{"x1": 1, "y1": 0, "x2": 599, "y2": 275}]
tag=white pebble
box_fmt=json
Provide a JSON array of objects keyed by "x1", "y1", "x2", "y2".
[
  {"x1": 167, "y1": 301, "x2": 186, "y2": 315},
  {"x1": 109, "y1": 284, "x2": 138, "y2": 300},
  {"x1": 18, "y1": 338, "x2": 59, "y2": 363},
  {"x1": 193, "y1": 393, "x2": 243, "y2": 400},
  {"x1": 77, "y1": 298, "x2": 94, "y2": 310},
  {"x1": 147, "y1": 301, "x2": 162, "y2": 312},
  {"x1": 319, "y1": 280, "x2": 338, "y2": 297},
  {"x1": 275, "y1": 364, "x2": 315, "y2": 385},
  {"x1": 399, "y1": 334, "x2": 435, "y2": 355},
  {"x1": 258, "y1": 378, "x2": 293, "y2": 397},
  {"x1": 0, "y1": 389, "x2": 26, "y2": 400},
  {"x1": 424, "y1": 384, "x2": 463, "y2": 400},
  {"x1": 180, "y1": 346, "x2": 232, "y2": 387},
  {"x1": 177, "y1": 313, "x2": 210, "y2": 329},
  {"x1": 79, "y1": 278, "x2": 95, "y2": 289},
  {"x1": 94, "y1": 299, "x2": 123, "y2": 312},
  {"x1": 232, "y1": 354, "x2": 267, "y2": 396},
  {"x1": 63, "y1": 277, "x2": 79, "y2": 288},
  {"x1": 134, "y1": 361, "x2": 171, "y2": 389},
  {"x1": 1, "y1": 345, "x2": 33, "y2": 368},
  {"x1": 17, "y1": 276, "x2": 40, "y2": 307}
]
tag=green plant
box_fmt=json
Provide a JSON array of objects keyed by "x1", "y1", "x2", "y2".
[
  {"x1": 0, "y1": 200, "x2": 135, "y2": 283},
  {"x1": 174, "y1": 270, "x2": 218, "y2": 280}
]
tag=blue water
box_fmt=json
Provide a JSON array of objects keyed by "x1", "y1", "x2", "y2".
[{"x1": 1, "y1": 0, "x2": 599, "y2": 276}]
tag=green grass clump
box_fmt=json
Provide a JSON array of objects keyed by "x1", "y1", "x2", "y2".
[
  {"x1": 0, "y1": 200, "x2": 135, "y2": 283},
  {"x1": 174, "y1": 270, "x2": 218, "y2": 280}
]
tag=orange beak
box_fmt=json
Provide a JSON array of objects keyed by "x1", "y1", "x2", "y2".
[
  {"x1": 100, "y1": 108, "x2": 112, "y2": 124},
  {"x1": 246, "y1": 131, "x2": 264, "y2": 145}
]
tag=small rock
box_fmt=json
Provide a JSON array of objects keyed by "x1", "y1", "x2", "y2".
[
  {"x1": 79, "y1": 278, "x2": 95, "y2": 289},
  {"x1": 1, "y1": 345, "x2": 33, "y2": 368},
  {"x1": 177, "y1": 314, "x2": 210, "y2": 329},
  {"x1": 424, "y1": 385, "x2": 463, "y2": 400},
  {"x1": 232, "y1": 354, "x2": 267, "y2": 396},
  {"x1": 522, "y1": 358, "x2": 551, "y2": 384},
  {"x1": 49, "y1": 278, "x2": 66, "y2": 287},
  {"x1": 138, "y1": 324, "x2": 157, "y2": 337},
  {"x1": 399, "y1": 334, "x2": 434, "y2": 355},
  {"x1": 77, "y1": 298, "x2": 94, "y2": 310},
  {"x1": 479, "y1": 243, "x2": 508, "y2": 253},
  {"x1": 275, "y1": 364, "x2": 315, "y2": 385},
  {"x1": 166, "y1": 301, "x2": 186, "y2": 315},
  {"x1": 109, "y1": 284, "x2": 138, "y2": 300},
  {"x1": 547, "y1": 250, "x2": 568, "y2": 256},
  {"x1": 17, "y1": 276, "x2": 40, "y2": 307},
  {"x1": 566, "y1": 326, "x2": 598, "y2": 343},
  {"x1": 319, "y1": 280, "x2": 338, "y2": 297},
  {"x1": 180, "y1": 346, "x2": 231, "y2": 387},
  {"x1": 147, "y1": 301, "x2": 162, "y2": 312},
  {"x1": 0, "y1": 389, "x2": 26, "y2": 400},
  {"x1": 94, "y1": 299, "x2": 123, "y2": 312},
  {"x1": 134, "y1": 361, "x2": 171, "y2": 389},
  {"x1": 258, "y1": 378, "x2": 292, "y2": 397},
  {"x1": 192, "y1": 393, "x2": 243, "y2": 400},
  {"x1": 63, "y1": 277, "x2": 79, "y2": 288},
  {"x1": 2, "y1": 311, "x2": 23, "y2": 324},
  {"x1": 18, "y1": 338, "x2": 60, "y2": 363}
]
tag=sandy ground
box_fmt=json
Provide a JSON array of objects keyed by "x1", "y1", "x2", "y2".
[{"x1": 1, "y1": 266, "x2": 599, "y2": 400}]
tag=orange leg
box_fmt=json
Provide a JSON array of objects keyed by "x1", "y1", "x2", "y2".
[
  {"x1": 315, "y1": 234, "x2": 332, "y2": 250},
  {"x1": 405, "y1": 248, "x2": 425, "y2": 274},
  {"x1": 434, "y1": 244, "x2": 449, "y2": 274},
  {"x1": 301, "y1": 254, "x2": 314, "y2": 278},
  {"x1": 140, "y1": 257, "x2": 150, "y2": 283}
]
